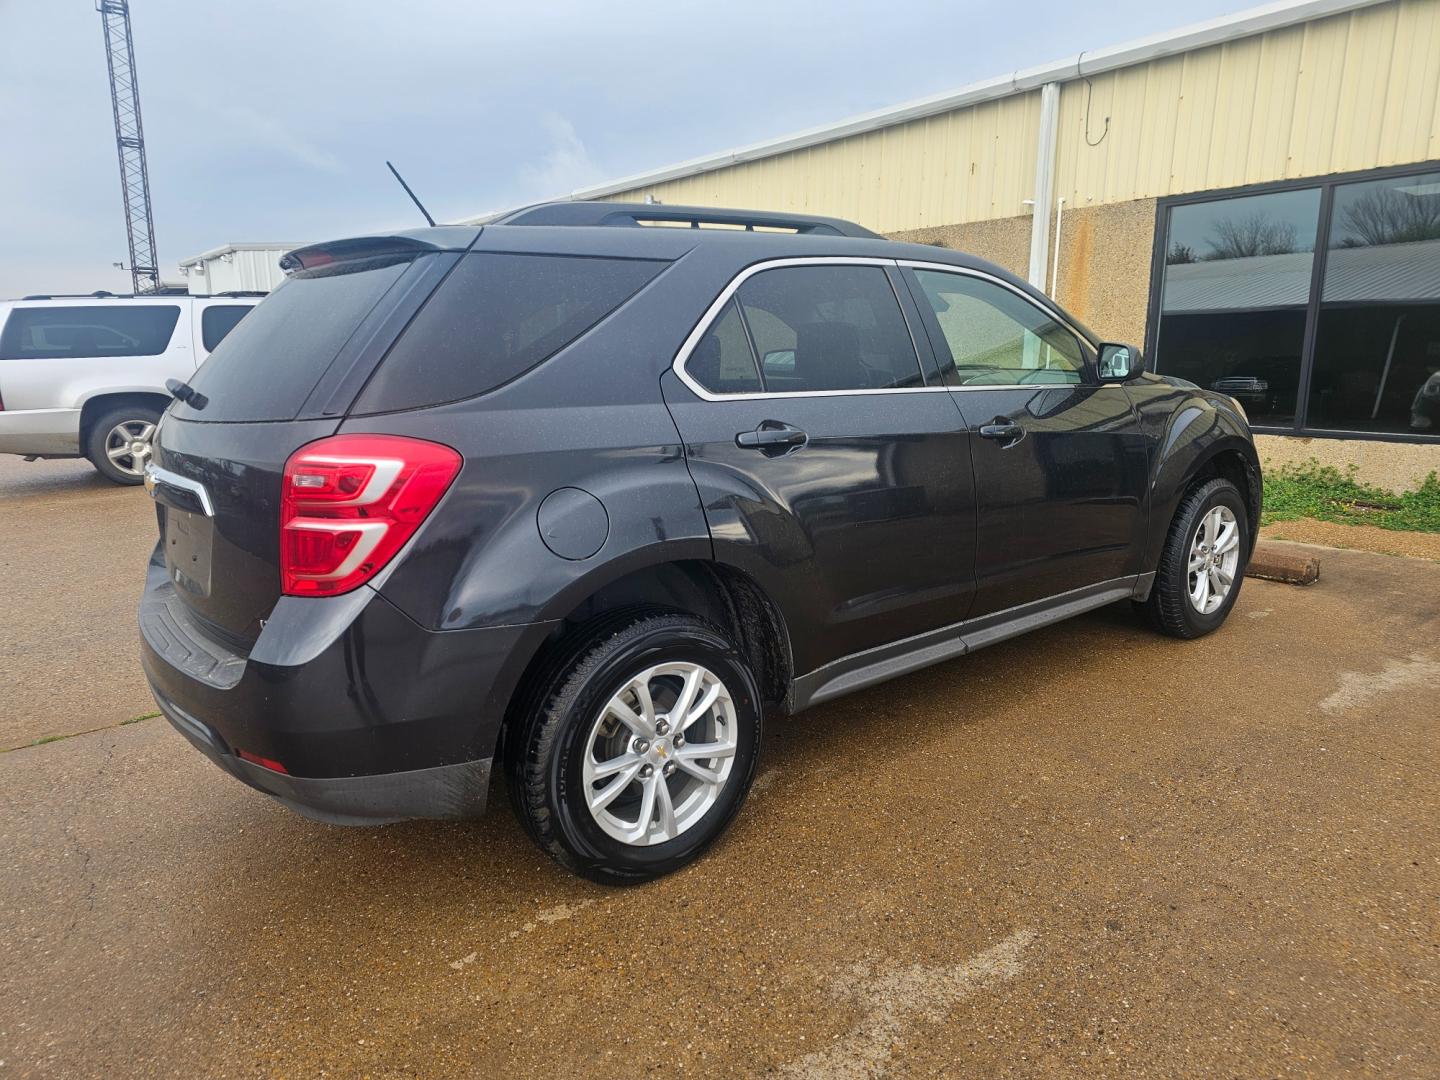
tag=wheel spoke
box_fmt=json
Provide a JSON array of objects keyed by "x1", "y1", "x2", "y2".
[
  {"x1": 675, "y1": 756, "x2": 723, "y2": 786},
  {"x1": 1191, "y1": 569, "x2": 1210, "y2": 610},
  {"x1": 606, "y1": 695, "x2": 654, "y2": 739},
  {"x1": 136, "y1": 423, "x2": 156, "y2": 441},
  {"x1": 106, "y1": 444, "x2": 131, "y2": 461},
  {"x1": 654, "y1": 778, "x2": 678, "y2": 840},
  {"x1": 1215, "y1": 524, "x2": 1239, "y2": 554},
  {"x1": 1188, "y1": 550, "x2": 1206, "y2": 573},
  {"x1": 632, "y1": 678, "x2": 657, "y2": 732},
  {"x1": 674, "y1": 740, "x2": 735, "y2": 763},
  {"x1": 680, "y1": 681, "x2": 721, "y2": 733},
  {"x1": 667, "y1": 666, "x2": 703, "y2": 730},
  {"x1": 588, "y1": 763, "x2": 642, "y2": 812},
  {"x1": 1215, "y1": 564, "x2": 1234, "y2": 588},
  {"x1": 627, "y1": 776, "x2": 659, "y2": 843},
  {"x1": 590, "y1": 751, "x2": 642, "y2": 781},
  {"x1": 1208, "y1": 566, "x2": 1226, "y2": 600}
]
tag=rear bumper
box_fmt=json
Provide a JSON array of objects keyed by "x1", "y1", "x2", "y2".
[
  {"x1": 152, "y1": 685, "x2": 491, "y2": 825},
  {"x1": 139, "y1": 548, "x2": 557, "y2": 823},
  {"x1": 0, "y1": 408, "x2": 81, "y2": 455}
]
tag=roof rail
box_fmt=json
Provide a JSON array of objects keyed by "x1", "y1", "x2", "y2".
[
  {"x1": 491, "y1": 201, "x2": 881, "y2": 239},
  {"x1": 16, "y1": 290, "x2": 267, "y2": 301}
]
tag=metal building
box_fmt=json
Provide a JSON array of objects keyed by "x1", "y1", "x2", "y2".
[
  {"x1": 177, "y1": 243, "x2": 304, "y2": 296},
  {"x1": 481, "y1": 0, "x2": 1440, "y2": 485}
]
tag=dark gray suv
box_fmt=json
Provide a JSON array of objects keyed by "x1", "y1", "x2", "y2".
[{"x1": 139, "y1": 202, "x2": 1260, "y2": 883}]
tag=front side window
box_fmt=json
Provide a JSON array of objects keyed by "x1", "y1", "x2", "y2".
[
  {"x1": 1308, "y1": 170, "x2": 1440, "y2": 436},
  {"x1": 910, "y1": 270, "x2": 1084, "y2": 385},
  {"x1": 1153, "y1": 188, "x2": 1323, "y2": 427},
  {"x1": 731, "y1": 264, "x2": 923, "y2": 393},
  {"x1": 0, "y1": 304, "x2": 180, "y2": 360}
]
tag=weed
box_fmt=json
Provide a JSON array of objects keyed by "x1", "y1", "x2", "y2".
[{"x1": 1262, "y1": 461, "x2": 1440, "y2": 532}]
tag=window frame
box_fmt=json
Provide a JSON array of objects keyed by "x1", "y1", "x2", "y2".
[
  {"x1": 898, "y1": 262, "x2": 1098, "y2": 389},
  {"x1": 1146, "y1": 158, "x2": 1440, "y2": 444},
  {"x1": 673, "y1": 257, "x2": 940, "y2": 399}
]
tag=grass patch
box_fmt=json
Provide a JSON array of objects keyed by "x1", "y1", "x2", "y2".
[
  {"x1": 122, "y1": 711, "x2": 161, "y2": 725},
  {"x1": 1262, "y1": 461, "x2": 1440, "y2": 532}
]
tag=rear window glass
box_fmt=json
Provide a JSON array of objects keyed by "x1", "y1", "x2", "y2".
[
  {"x1": 0, "y1": 305, "x2": 180, "y2": 360},
  {"x1": 179, "y1": 254, "x2": 413, "y2": 422},
  {"x1": 200, "y1": 304, "x2": 253, "y2": 352},
  {"x1": 354, "y1": 252, "x2": 666, "y2": 413}
]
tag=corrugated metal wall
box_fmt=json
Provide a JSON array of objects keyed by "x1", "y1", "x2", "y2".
[
  {"x1": 609, "y1": 91, "x2": 1042, "y2": 234},
  {"x1": 1054, "y1": 0, "x2": 1440, "y2": 208},
  {"x1": 605, "y1": 0, "x2": 1440, "y2": 230}
]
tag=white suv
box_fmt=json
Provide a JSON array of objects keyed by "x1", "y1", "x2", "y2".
[{"x1": 0, "y1": 292, "x2": 259, "y2": 484}]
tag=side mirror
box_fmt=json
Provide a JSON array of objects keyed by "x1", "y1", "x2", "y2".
[
  {"x1": 762, "y1": 349, "x2": 796, "y2": 378},
  {"x1": 1097, "y1": 343, "x2": 1143, "y2": 382}
]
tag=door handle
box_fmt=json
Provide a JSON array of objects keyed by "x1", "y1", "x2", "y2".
[
  {"x1": 978, "y1": 417, "x2": 1025, "y2": 447},
  {"x1": 736, "y1": 421, "x2": 808, "y2": 454}
]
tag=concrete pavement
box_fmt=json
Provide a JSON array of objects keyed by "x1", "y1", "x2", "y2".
[{"x1": 1, "y1": 453, "x2": 1438, "y2": 1077}]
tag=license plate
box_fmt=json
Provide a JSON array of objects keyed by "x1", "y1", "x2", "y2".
[{"x1": 164, "y1": 508, "x2": 213, "y2": 598}]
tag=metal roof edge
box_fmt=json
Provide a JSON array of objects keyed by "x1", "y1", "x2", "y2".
[
  {"x1": 461, "y1": 0, "x2": 1389, "y2": 225},
  {"x1": 178, "y1": 243, "x2": 311, "y2": 266}
]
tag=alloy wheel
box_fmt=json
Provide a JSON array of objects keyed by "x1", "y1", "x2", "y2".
[
  {"x1": 1187, "y1": 504, "x2": 1240, "y2": 615},
  {"x1": 104, "y1": 419, "x2": 156, "y2": 478},
  {"x1": 581, "y1": 661, "x2": 738, "y2": 846}
]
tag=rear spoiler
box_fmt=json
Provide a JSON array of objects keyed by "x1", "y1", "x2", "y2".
[{"x1": 280, "y1": 228, "x2": 480, "y2": 274}]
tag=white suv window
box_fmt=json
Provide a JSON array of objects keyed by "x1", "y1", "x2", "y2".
[{"x1": 0, "y1": 305, "x2": 181, "y2": 360}]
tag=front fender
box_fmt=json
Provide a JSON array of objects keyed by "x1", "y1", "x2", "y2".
[{"x1": 1140, "y1": 388, "x2": 1260, "y2": 568}]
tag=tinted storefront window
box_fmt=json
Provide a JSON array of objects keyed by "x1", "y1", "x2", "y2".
[
  {"x1": 1153, "y1": 189, "x2": 1322, "y2": 428},
  {"x1": 1308, "y1": 171, "x2": 1440, "y2": 436},
  {"x1": 1152, "y1": 166, "x2": 1440, "y2": 441}
]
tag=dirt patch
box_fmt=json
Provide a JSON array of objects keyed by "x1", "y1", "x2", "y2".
[
  {"x1": 1261, "y1": 519, "x2": 1440, "y2": 561},
  {"x1": 781, "y1": 930, "x2": 1037, "y2": 1079}
]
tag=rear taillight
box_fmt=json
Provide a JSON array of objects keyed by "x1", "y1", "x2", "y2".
[{"x1": 280, "y1": 434, "x2": 461, "y2": 597}]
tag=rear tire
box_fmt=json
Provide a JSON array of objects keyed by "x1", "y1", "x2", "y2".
[
  {"x1": 506, "y1": 612, "x2": 763, "y2": 884},
  {"x1": 1140, "y1": 477, "x2": 1249, "y2": 639},
  {"x1": 85, "y1": 403, "x2": 162, "y2": 485}
]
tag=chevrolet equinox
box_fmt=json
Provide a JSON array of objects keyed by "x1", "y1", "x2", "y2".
[{"x1": 139, "y1": 202, "x2": 1261, "y2": 883}]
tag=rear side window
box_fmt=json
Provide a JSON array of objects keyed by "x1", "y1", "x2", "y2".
[
  {"x1": 688, "y1": 300, "x2": 761, "y2": 394},
  {"x1": 354, "y1": 252, "x2": 666, "y2": 413},
  {"x1": 725, "y1": 265, "x2": 923, "y2": 393},
  {"x1": 180, "y1": 254, "x2": 413, "y2": 422},
  {"x1": 0, "y1": 305, "x2": 180, "y2": 360},
  {"x1": 200, "y1": 304, "x2": 253, "y2": 352}
]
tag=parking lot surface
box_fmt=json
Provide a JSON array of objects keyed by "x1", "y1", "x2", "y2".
[{"x1": 2, "y1": 454, "x2": 1438, "y2": 1078}]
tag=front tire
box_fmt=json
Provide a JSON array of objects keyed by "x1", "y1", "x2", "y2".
[
  {"x1": 1140, "y1": 477, "x2": 1249, "y2": 639},
  {"x1": 507, "y1": 612, "x2": 763, "y2": 884},
  {"x1": 85, "y1": 404, "x2": 162, "y2": 485}
]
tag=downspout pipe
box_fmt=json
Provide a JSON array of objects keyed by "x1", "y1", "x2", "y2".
[{"x1": 1028, "y1": 82, "x2": 1061, "y2": 291}]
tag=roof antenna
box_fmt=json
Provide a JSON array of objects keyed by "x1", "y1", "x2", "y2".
[{"x1": 386, "y1": 161, "x2": 436, "y2": 227}]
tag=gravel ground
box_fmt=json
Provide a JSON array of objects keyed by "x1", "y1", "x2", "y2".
[{"x1": 2, "y1": 453, "x2": 1438, "y2": 1078}]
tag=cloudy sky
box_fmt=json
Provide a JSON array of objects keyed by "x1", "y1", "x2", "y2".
[{"x1": 1, "y1": 0, "x2": 1251, "y2": 297}]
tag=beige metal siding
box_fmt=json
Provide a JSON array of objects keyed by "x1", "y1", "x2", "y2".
[
  {"x1": 603, "y1": 0, "x2": 1439, "y2": 231},
  {"x1": 606, "y1": 91, "x2": 1043, "y2": 233},
  {"x1": 1054, "y1": 1, "x2": 1440, "y2": 205}
]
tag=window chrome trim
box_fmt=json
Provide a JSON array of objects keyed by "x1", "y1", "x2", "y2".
[{"x1": 671, "y1": 256, "x2": 950, "y2": 401}]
